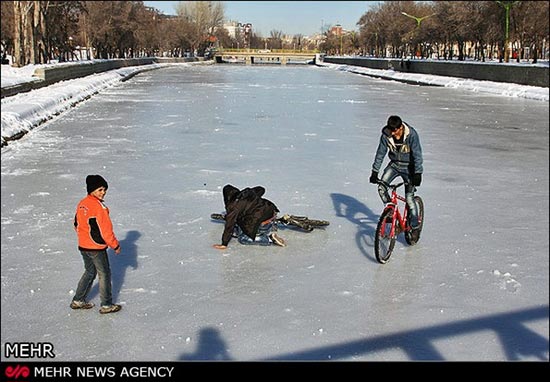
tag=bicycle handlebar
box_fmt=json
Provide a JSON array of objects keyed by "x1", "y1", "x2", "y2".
[{"x1": 376, "y1": 180, "x2": 407, "y2": 189}]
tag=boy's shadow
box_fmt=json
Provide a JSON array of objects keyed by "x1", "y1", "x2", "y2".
[
  {"x1": 88, "y1": 230, "x2": 140, "y2": 302},
  {"x1": 179, "y1": 327, "x2": 233, "y2": 360},
  {"x1": 330, "y1": 193, "x2": 379, "y2": 262}
]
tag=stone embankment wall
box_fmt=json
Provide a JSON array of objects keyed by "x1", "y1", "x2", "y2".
[
  {"x1": 324, "y1": 57, "x2": 549, "y2": 88},
  {"x1": 1, "y1": 57, "x2": 202, "y2": 98},
  {"x1": 3, "y1": 56, "x2": 548, "y2": 99}
]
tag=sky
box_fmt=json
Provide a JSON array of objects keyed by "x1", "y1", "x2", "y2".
[
  {"x1": 1, "y1": 61, "x2": 548, "y2": 363},
  {"x1": 143, "y1": 1, "x2": 376, "y2": 36}
]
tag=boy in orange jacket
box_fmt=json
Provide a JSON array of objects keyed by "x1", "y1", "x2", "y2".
[{"x1": 71, "y1": 175, "x2": 122, "y2": 314}]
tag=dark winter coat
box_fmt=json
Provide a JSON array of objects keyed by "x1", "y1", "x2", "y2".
[{"x1": 221, "y1": 184, "x2": 279, "y2": 246}]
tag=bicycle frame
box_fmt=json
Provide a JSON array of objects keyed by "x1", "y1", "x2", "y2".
[
  {"x1": 380, "y1": 182, "x2": 411, "y2": 238},
  {"x1": 374, "y1": 180, "x2": 424, "y2": 263}
]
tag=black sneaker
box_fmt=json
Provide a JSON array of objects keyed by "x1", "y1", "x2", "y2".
[
  {"x1": 99, "y1": 304, "x2": 122, "y2": 314},
  {"x1": 232, "y1": 226, "x2": 241, "y2": 238}
]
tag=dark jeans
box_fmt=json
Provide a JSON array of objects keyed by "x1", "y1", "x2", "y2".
[
  {"x1": 237, "y1": 221, "x2": 276, "y2": 246},
  {"x1": 378, "y1": 165, "x2": 420, "y2": 228},
  {"x1": 73, "y1": 249, "x2": 113, "y2": 306}
]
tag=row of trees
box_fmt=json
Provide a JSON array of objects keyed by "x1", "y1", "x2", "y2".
[
  {"x1": 1, "y1": 1, "x2": 549, "y2": 67},
  {"x1": 0, "y1": 0, "x2": 320, "y2": 67},
  {"x1": 349, "y1": 1, "x2": 549, "y2": 62},
  {"x1": 1, "y1": 1, "x2": 233, "y2": 66}
]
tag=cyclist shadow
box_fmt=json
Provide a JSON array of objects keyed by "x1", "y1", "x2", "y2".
[{"x1": 331, "y1": 193, "x2": 391, "y2": 263}]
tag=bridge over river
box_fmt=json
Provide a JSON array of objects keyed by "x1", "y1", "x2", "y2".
[{"x1": 214, "y1": 49, "x2": 319, "y2": 65}]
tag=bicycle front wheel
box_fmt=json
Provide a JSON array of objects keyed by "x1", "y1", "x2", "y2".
[{"x1": 375, "y1": 208, "x2": 396, "y2": 264}]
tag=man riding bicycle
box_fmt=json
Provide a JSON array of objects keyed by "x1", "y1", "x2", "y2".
[{"x1": 370, "y1": 115, "x2": 424, "y2": 243}]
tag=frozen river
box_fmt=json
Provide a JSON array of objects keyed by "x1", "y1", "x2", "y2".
[{"x1": 1, "y1": 64, "x2": 548, "y2": 361}]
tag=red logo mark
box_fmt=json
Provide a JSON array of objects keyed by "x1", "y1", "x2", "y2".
[{"x1": 5, "y1": 365, "x2": 30, "y2": 379}]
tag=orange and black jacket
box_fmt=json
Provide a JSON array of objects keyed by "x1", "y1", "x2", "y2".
[{"x1": 74, "y1": 195, "x2": 120, "y2": 252}]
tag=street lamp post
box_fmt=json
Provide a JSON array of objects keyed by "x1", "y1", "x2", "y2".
[
  {"x1": 401, "y1": 12, "x2": 436, "y2": 28},
  {"x1": 496, "y1": 1, "x2": 519, "y2": 63},
  {"x1": 401, "y1": 12, "x2": 436, "y2": 59}
]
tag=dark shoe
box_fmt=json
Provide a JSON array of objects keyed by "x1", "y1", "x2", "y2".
[
  {"x1": 99, "y1": 304, "x2": 122, "y2": 314},
  {"x1": 409, "y1": 227, "x2": 421, "y2": 243},
  {"x1": 270, "y1": 233, "x2": 286, "y2": 247},
  {"x1": 70, "y1": 300, "x2": 95, "y2": 310},
  {"x1": 232, "y1": 226, "x2": 241, "y2": 238}
]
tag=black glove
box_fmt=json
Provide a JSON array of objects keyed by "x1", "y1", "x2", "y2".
[
  {"x1": 412, "y1": 173, "x2": 422, "y2": 187},
  {"x1": 369, "y1": 170, "x2": 379, "y2": 184}
]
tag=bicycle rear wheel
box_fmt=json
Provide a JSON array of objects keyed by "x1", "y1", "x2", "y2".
[
  {"x1": 375, "y1": 208, "x2": 396, "y2": 264},
  {"x1": 405, "y1": 196, "x2": 424, "y2": 245}
]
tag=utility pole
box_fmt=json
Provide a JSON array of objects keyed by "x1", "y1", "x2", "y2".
[{"x1": 496, "y1": 1, "x2": 519, "y2": 63}]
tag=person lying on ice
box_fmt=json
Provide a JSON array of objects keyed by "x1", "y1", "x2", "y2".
[{"x1": 212, "y1": 184, "x2": 286, "y2": 250}]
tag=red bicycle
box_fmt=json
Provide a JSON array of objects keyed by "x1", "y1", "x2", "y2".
[{"x1": 374, "y1": 181, "x2": 424, "y2": 264}]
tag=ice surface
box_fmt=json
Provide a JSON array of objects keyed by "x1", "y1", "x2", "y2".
[{"x1": 1, "y1": 64, "x2": 548, "y2": 361}]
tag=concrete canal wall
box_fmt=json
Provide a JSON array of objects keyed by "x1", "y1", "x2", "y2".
[{"x1": 323, "y1": 56, "x2": 549, "y2": 88}]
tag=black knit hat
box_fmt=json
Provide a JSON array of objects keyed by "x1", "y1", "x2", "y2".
[{"x1": 86, "y1": 175, "x2": 108, "y2": 194}]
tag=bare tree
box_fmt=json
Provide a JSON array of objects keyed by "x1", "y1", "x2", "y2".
[
  {"x1": 175, "y1": 1, "x2": 225, "y2": 56},
  {"x1": 13, "y1": 1, "x2": 32, "y2": 66},
  {"x1": 12, "y1": 1, "x2": 81, "y2": 65},
  {"x1": 6, "y1": 1, "x2": 549, "y2": 66},
  {"x1": 269, "y1": 29, "x2": 283, "y2": 50},
  {"x1": 358, "y1": 3, "x2": 386, "y2": 57},
  {"x1": 513, "y1": 1, "x2": 550, "y2": 62},
  {"x1": 356, "y1": 0, "x2": 548, "y2": 62},
  {"x1": 292, "y1": 34, "x2": 303, "y2": 51},
  {"x1": 1, "y1": 2, "x2": 14, "y2": 62}
]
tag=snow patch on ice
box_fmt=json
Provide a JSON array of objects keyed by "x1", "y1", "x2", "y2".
[
  {"x1": 29, "y1": 192, "x2": 50, "y2": 197},
  {"x1": 191, "y1": 190, "x2": 219, "y2": 198},
  {"x1": 492, "y1": 269, "x2": 521, "y2": 293}
]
